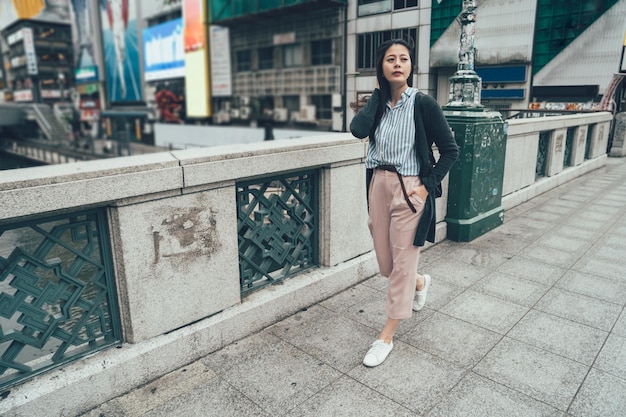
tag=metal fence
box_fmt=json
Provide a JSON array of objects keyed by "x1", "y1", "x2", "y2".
[
  {"x1": 237, "y1": 170, "x2": 319, "y2": 296},
  {"x1": 0, "y1": 209, "x2": 122, "y2": 389}
]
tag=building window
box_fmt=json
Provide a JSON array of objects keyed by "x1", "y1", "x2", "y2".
[
  {"x1": 283, "y1": 95, "x2": 300, "y2": 114},
  {"x1": 311, "y1": 95, "x2": 332, "y2": 120},
  {"x1": 394, "y1": 0, "x2": 418, "y2": 10},
  {"x1": 236, "y1": 50, "x2": 251, "y2": 72},
  {"x1": 258, "y1": 46, "x2": 273, "y2": 70},
  {"x1": 311, "y1": 39, "x2": 332, "y2": 66},
  {"x1": 358, "y1": 0, "x2": 391, "y2": 16},
  {"x1": 283, "y1": 44, "x2": 303, "y2": 68},
  {"x1": 357, "y1": 28, "x2": 417, "y2": 70}
]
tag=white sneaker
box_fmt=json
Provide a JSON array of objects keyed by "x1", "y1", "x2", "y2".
[
  {"x1": 413, "y1": 274, "x2": 431, "y2": 311},
  {"x1": 363, "y1": 339, "x2": 393, "y2": 367}
]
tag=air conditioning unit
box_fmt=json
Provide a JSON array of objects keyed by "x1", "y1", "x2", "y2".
[
  {"x1": 297, "y1": 105, "x2": 316, "y2": 124},
  {"x1": 214, "y1": 109, "x2": 230, "y2": 124},
  {"x1": 273, "y1": 108, "x2": 288, "y2": 122}
]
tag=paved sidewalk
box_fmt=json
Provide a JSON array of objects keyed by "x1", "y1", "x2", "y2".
[{"x1": 81, "y1": 158, "x2": 626, "y2": 417}]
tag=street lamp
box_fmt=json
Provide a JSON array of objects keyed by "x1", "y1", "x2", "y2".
[{"x1": 445, "y1": 0, "x2": 482, "y2": 109}]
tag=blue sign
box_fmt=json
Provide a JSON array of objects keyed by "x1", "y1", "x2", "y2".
[
  {"x1": 143, "y1": 18, "x2": 184, "y2": 82},
  {"x1": 75, "y1": 66, "x2": 99, "y2": 83}
]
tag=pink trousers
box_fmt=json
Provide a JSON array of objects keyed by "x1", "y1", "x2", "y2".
[{"x1": 368, "y1": 169, "x2": 425, "y2": 320}]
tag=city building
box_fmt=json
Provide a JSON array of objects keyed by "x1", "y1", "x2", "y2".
[
  {"x1": 0, "y1": 0, "x2": 625, "y2": 140},
  {"x1": 1, "y1": 18, "x2": 73, "y2": 105},
  {"x1": 210, "y1": 0, "x2": 348, "y2": 131}
]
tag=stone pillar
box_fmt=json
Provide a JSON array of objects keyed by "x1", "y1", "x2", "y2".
[{"x1": 610, "y1": 112, "x2": 626, "y2": 157}]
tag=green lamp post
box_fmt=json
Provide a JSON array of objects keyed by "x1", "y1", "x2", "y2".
[{"x1": 444, "y1": 0, "x2": 508, "y2": 242}]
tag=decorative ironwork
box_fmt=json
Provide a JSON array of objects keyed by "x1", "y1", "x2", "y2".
[
  {"x1": 0, "y1": 210, "x2": 121, "y2": 389},
  {"x1": 536, "y1": 131, "x2": 550, "y2": 178},
  {"x1": 237, "y1": 171, "x2": 318, "y2": 296},
  {"x1": 564, "y1": 127, "x2": 575, "y2": 167}
]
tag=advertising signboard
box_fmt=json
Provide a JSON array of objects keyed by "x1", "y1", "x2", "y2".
[
  {"x1": 183, "y1": 0, "x2": 211, "y2": 117},
  {"x1": 99, "y1": 0, "x2": 143, "y2": 103},
  {"x1": 209, "y1": 25, "x2": 231, "y2": 96},
  {"x1": 143, "y1": 18, "x2": 185, "y2": 82}
]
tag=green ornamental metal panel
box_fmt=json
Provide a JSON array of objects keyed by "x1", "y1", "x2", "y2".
[
  {"x1": 0, "y1": 209, "x2": 122, "y2": 389},
  {"x1": 237, "y1": 171, "x2": 319, "y2": 296}
]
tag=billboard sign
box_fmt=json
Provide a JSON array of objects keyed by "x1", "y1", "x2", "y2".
[
  {"x1": 143, "y1": 18, "x2": 185, "y2": 81},
  {"x1": 99, "y1": 0, "x2": 143, "y2": 103},
  {"x1": 183, "y1": 0, "x2": 211, "y2": 117}
]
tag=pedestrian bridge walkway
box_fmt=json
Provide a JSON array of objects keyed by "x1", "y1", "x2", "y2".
[
  {"x1": 0, "y1": 110, "x2": 618, "y2": 416},
  {"x1": 81, "y1": 157, "x2": 626, "y2": 417}
]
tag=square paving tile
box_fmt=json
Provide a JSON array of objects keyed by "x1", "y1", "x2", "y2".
[
  {"x1": 568, "y1": 368, "x2": 626, "y2": 417},
  {"x1": 359, "y1": 274, "x2": 388, "y2": 292},
  {"x1": 521, "y1": 211, "x2": 563, "y2": 223},
  {"x1": 573, "y1": 251, "x2": 626, "y2": 281},
  {"x1": 440, "y1": 290, "x2": 528, "y2": 334},
  {"x1": 561, "y1": 218, "x2": 606, "y2": 233},
  {"x1": 518, "y1": 244, "x2": 581, "y2": 268},
  {"x1": 426, "y1": 372, "x2": 562, "y2": 417},
  {"x1": 473, "y1": 337, "x2": 589, "y2": 410},
  {"x1": 319, "y1": 283, "x2": 383, "y2": 315},
  {"x1": 534, "y1": 288, "x2": 623, "y2": 332},
  {"x1": 400, "y1": 312, "x2": 501, "y2": 368},
  {"x1": 284, "y1": 375, "x2": 414, "y2": 417},
  {"x1": 116, "y1": 361, "x2": 218, "y2": 416},
  {"x1": 555, "y1": 270, "x2": 626, "y2": 306},
  {"x1": 507, "y1": 310, "x2": 608, "y2": 365},
  {"x1": 592, "y1": 244, "x2": 626, "y2": 263},
  {"x1": 348, "y1": 341, "x2": 465, "y2": 414},
  {"x1": 426, "y1": 259, "x2": 491, "y2": 289},
  {"x1": 594, "y1": 333, "x2": 626, "y2": 380},
  {"x1": 439, "y1": 246, "x2": 511, "y2": 269},
  {"x1": 534, "y1": 234, "x2": 589, "y2": 253},
  {"x1": 496, "y1": 257, "x2": 566, "y2": 286},
  {"x1": 473, "y1": 272, "x2": 549, "y2": 307},
  {"x1": 270, "y1": 305, "x2": 380, "y2": 372},
  {"x1": 469, "y1": 228, "x2": 536, "y2": 256},
  {"x1": 143, "y1": 378, "x2": 270, "y2": 417},
  {"x1": 552, "y1": 224, "x2": 602, "y2": 241},
  {"x1": 613, "y1": 310, "x2": 626, "y2": 337},
  {"x1": 202, "y1": 331, "x2": 341, "y2": 416}
]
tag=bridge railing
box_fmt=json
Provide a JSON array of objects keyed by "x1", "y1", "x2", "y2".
[{"x1": 0, "y1": 110, "x2": 614, "y2": 415}]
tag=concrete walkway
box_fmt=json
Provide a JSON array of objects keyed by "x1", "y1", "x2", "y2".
[{"x1": 80, "y1": 158, "x2": 626, "y2": 417}]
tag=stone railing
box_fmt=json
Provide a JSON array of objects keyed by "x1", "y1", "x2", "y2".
[
  {"x1": 501, "y1": 111, "x2": 612, "y2": 209},
  {"x1": 0, "y1": 111, "x2": 613, "y2": 416}
]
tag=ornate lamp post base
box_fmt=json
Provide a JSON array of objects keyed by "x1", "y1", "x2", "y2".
[{"x1": 443, "y1": 0, "x2": 508, "y2": 241}]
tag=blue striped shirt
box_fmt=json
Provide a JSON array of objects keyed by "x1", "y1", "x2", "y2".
[{"x1": 366, "y1": 87, "x2": 420, "y2": 176}]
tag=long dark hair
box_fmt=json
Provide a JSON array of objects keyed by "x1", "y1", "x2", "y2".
[{"x1": 374, "y1": 38, "x2": 415, "y2": 128}]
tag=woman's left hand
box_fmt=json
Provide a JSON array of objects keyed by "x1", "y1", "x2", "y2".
[{"x1": 410, "y1": 185, "x2": 429, "y2": 201}]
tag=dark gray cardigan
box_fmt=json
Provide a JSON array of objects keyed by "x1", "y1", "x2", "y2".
[{"x1": 350, "y1": 88, "x2": 459, "y2": 246}]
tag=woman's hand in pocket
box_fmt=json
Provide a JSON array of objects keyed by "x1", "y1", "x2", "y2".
[{"x1": 410, "y1": 184, "x2": 429, "y2": 202}]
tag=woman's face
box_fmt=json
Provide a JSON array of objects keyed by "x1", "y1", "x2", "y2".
[{"x1": 382, "y1": 43, "x2": 412, "y2": 88}]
